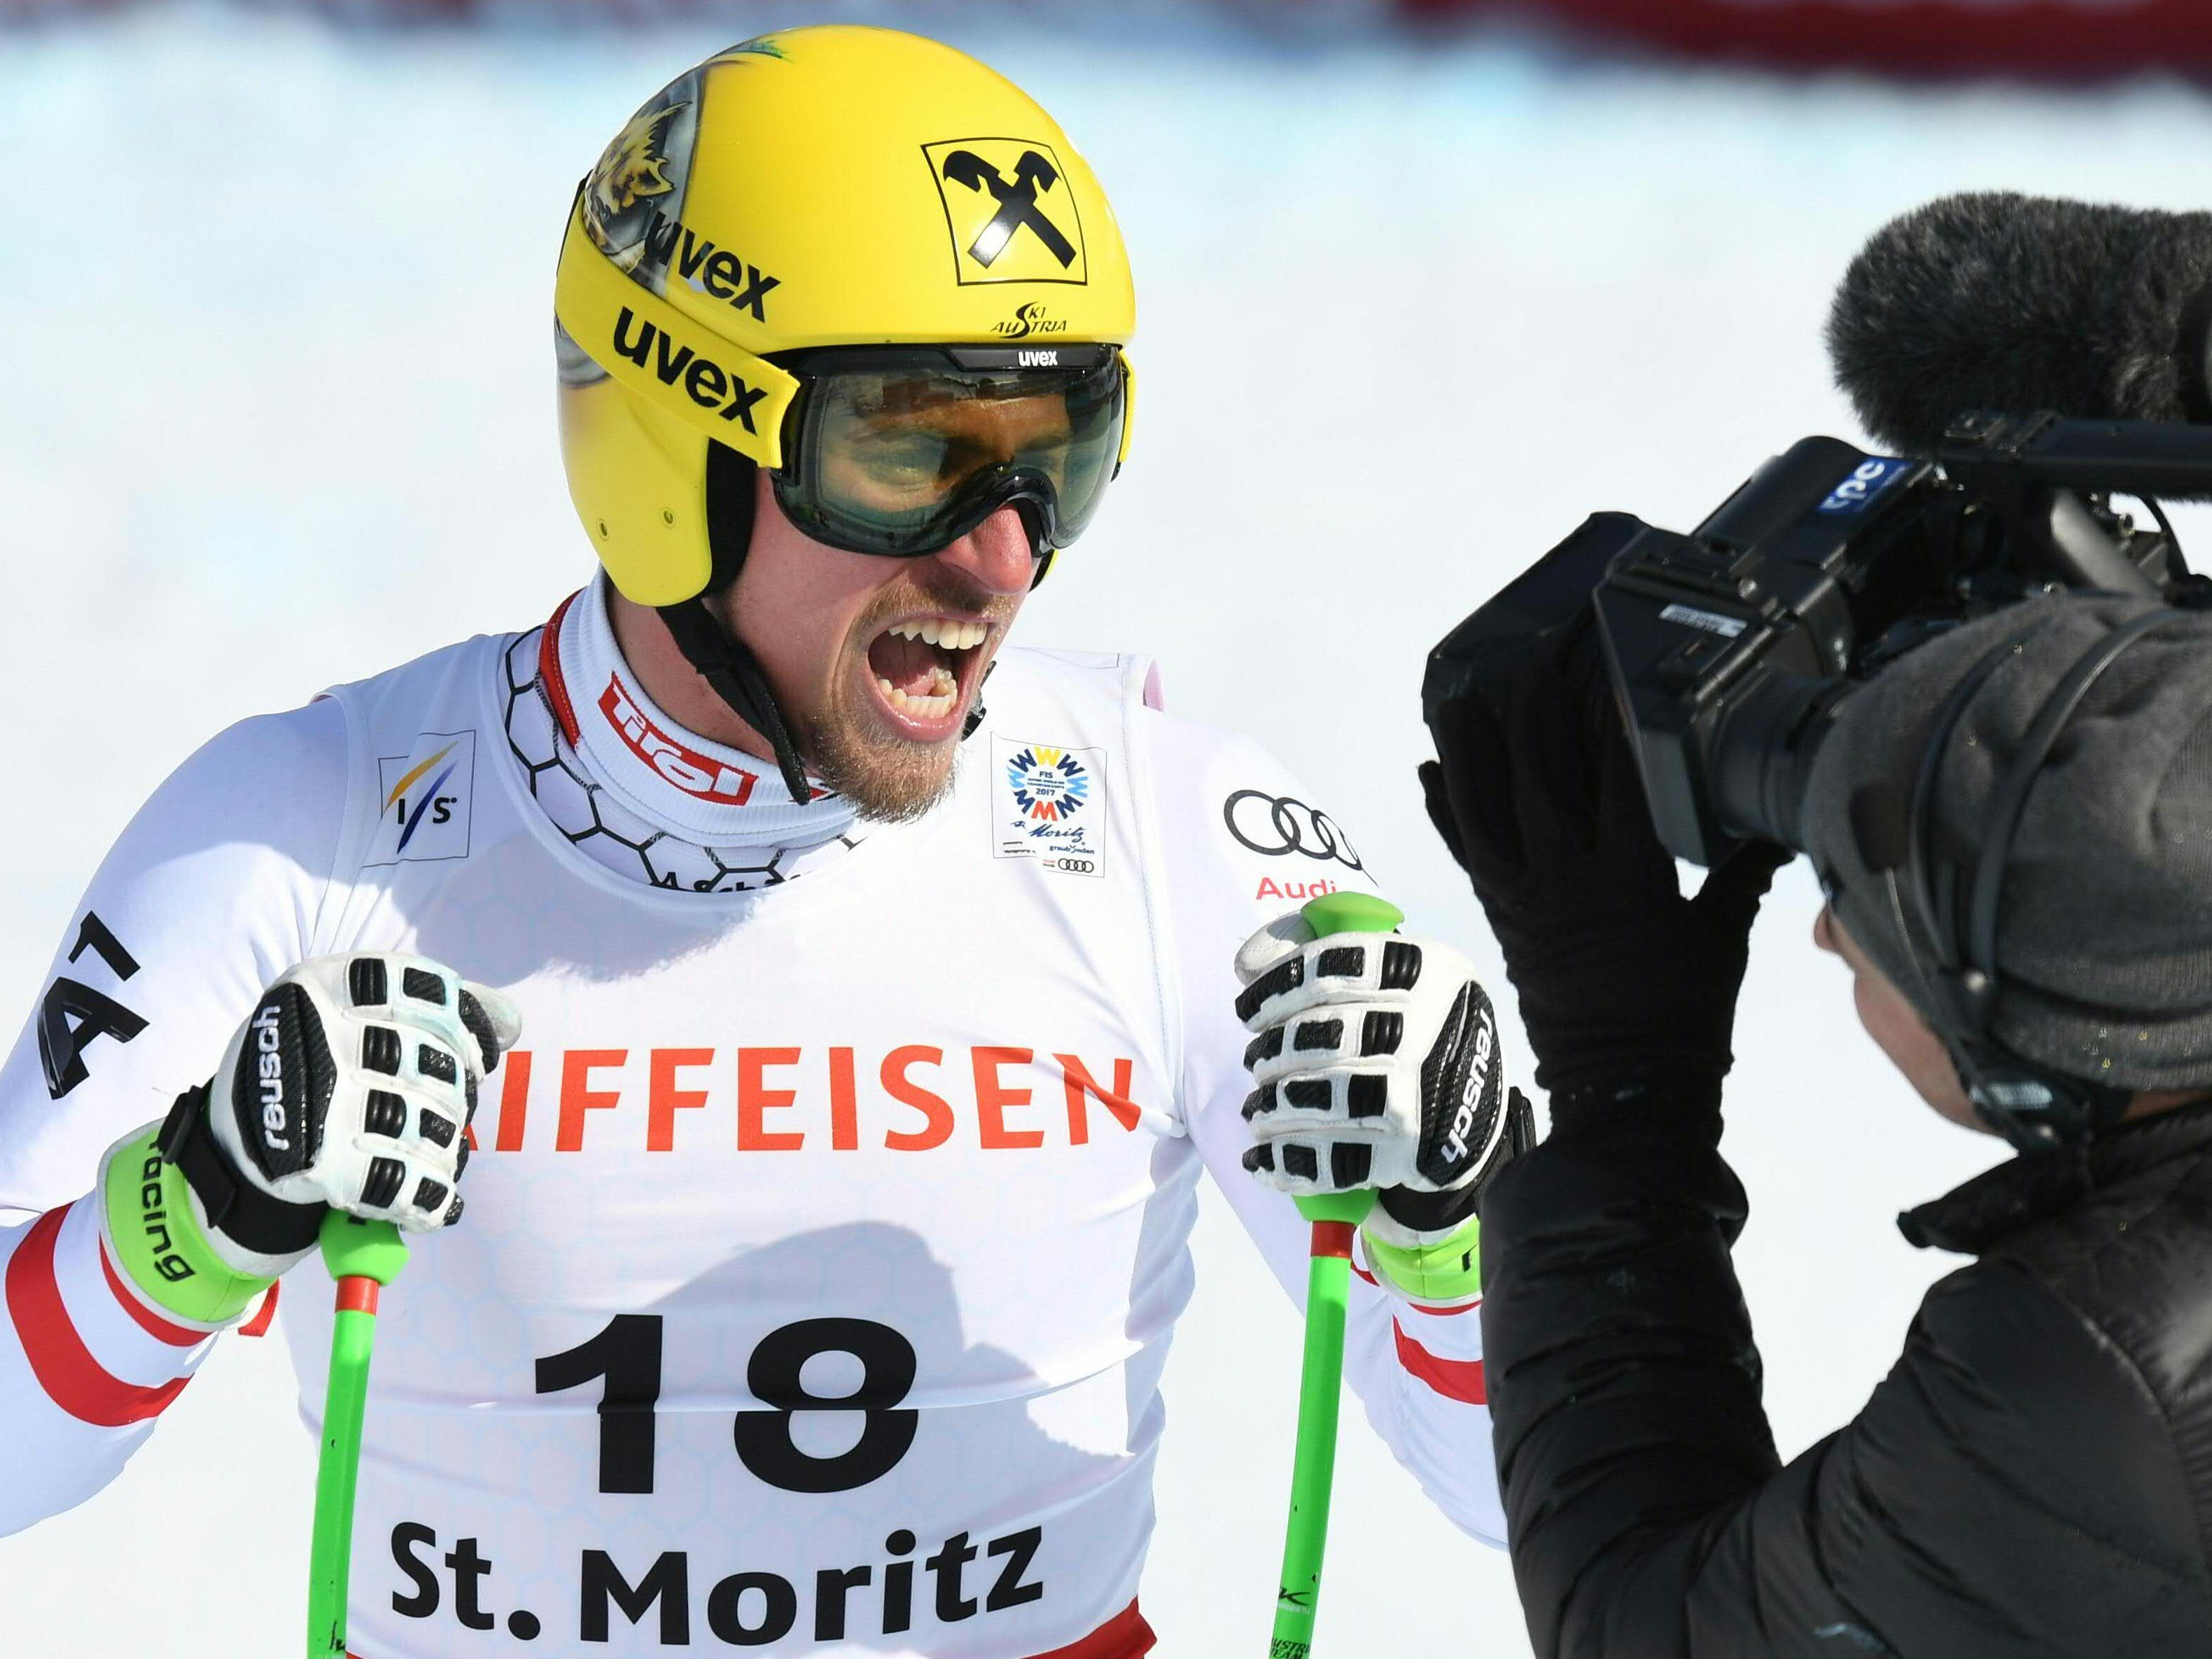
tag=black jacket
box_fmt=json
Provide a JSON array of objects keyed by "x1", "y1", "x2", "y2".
[{"x1": 1480, "y1": 1093, "x2": 2212, "y2": 1658}]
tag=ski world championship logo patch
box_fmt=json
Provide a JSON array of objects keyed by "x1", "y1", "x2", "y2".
[
  {"x1": 993, "y1": 737, "x2": 1105, "y2": 876},
  {"x1": 370, "y1": 731, "x2": 476, "y2": 866},
  {"x1": 923, "y1": 139, "x2": 1089, "y2": 287}
]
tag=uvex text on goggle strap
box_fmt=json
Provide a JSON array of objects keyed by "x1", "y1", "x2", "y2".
[{"x1": 552, "y1": 194, "x2": 1134, "y2": 564}]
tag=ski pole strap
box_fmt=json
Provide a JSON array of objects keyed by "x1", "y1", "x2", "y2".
[
  {"x1": 102, "y1": 1121, "x2": 272, "y2": 1324},
  {"x1": 1360, "y1": 1215, "x2": 1484, "y2": 1305},
  {"x1": 1268, "y1": 893, "x2": 1401, "y2": 1658},
  {"x1": 308, "y1": 1214, "x2": 409, "y2": 1659}
]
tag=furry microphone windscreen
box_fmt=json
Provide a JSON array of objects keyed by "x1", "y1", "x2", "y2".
[{"x1": 1826, "y1": 192, "x2": 2212, "y2": 455}]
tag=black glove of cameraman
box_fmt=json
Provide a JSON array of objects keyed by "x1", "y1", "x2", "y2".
[{"x1": 1419, "y1": 619, "x2": 1791, "y2": 1130}]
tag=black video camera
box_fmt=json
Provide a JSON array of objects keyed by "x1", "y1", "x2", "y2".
[{"x1": 1424, "y1": 412, "x2": 2212, "y2": 867}]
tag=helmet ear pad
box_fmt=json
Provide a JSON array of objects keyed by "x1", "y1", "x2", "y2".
[{"x1": 703, "y1": 438, "x2": 760, "y2": 596}]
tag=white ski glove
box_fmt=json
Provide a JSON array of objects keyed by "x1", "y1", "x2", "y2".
[
  {"x1": 1233, "y1": 911, "x2": 1531, "y2": 1259},
  {"x1": 155, "y1": 953, "x2": 522, "y2": 1280}
]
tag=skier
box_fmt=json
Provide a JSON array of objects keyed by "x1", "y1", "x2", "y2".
[{"x1": 0, "y1": 28, "x2": 1520, "y2": 1657}]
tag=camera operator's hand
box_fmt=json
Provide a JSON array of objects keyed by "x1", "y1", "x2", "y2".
[{"x1": 1420, "y1": 621, "x2": 1789, "y2": 1119}]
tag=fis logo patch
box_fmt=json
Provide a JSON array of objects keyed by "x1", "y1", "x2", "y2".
[
  {"x1": 993, "y1": 736, "x2": 1106, "y2": 877},
  {"x1": 370, "y1": 730, "x2": 476, "y2": 866},
  {"x1": 924, "y1": 139, "x2": 1088, "y2": 286}
]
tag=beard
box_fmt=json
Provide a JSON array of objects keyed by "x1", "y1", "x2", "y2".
[
  {"x1": 768, "y1": 570, "x2": 1018, "y2": 825},
  {"x1": 792, "y1": 682, "x2": 965, "y2": 823}
]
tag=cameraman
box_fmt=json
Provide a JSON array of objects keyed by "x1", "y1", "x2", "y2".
[{"x1": 1423, "y1": 594, "x2": 2212, "y2": 1657}]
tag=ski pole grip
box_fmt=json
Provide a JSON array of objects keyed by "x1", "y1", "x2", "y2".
[
  {"x1": 320, "y1": 1212, "x2": 410, "y2": 1286},
  {"x1": 1290, "y1": 892, "x2": 1404, "y2": 1228},
  {"x1": 1300, "y1": 891, "x2": 1404, "y2": 939}
]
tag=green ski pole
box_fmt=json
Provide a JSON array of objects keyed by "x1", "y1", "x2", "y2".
[
  {"x1": 1268, "y1": 891, "x2": 1405, "y2": 1659},
  {"x1": 307, "y1": 1212, "x2": 410, "y2": 1659}
]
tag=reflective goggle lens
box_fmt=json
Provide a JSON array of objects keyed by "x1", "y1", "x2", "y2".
[{"x1": 775, "y1": 348, "x2": 1126, "y2": 558}]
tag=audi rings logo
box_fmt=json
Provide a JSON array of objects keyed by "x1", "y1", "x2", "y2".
[{"x1": 1222, "y1": 790, "x2": 1364, "y2": 871}]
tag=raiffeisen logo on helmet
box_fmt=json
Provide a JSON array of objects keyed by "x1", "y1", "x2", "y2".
[
  {"x1": 609, "y1": 307, "x2": 769, "y2": 432},
  {"x1": 637, "y1": 209, "x2": 781, "y2": 325},
  {"x1": 923, "y1": 139, "x2": 1090, "y2": 287}
]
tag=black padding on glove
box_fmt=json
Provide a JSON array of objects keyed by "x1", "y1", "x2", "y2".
[
  {"x1": 458, "y1": 988, "x2": 510, "y2": 1075},
  {"x1": 1416, "y1": 981, "x2": 1502, "y2": 1188},
  {"x1": 1380, "y1": 1086, "x2": 1537, "y2": 1233},
  {"x1": 160, "y1": 1084, "x2": 324, "y2": 1257},
  {"x1": 1420, "y1": 620, "x2": 1788, "y2": 1122},
  {"x1": 365, "y1": 1089, "x2": 407, "y2": 1138},
  {"x1": 225, "y1": 982, "x2": 333, "y2": 1185},
  {"x1": 349, "y1": 957, "x2": 387, "y2": 1008}
]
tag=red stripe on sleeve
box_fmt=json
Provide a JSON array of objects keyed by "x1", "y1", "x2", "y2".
[
  {"x1": 1406, "y1": 1296, "x2": 1480, "y2": 1317},
  {"x1": 97, "y1": 1237, "x2": 204, "y2": 1348},
  {"x1": 1350, "y1": 1256, "x2": 1481, "y2": 1316},
  {"x1": 237, "y1": 1279, "x2": 281, "y2": 1338},
  {"x1": 6, "y1": 1205, "x2": 191, "y2": 1426},
  {"x1": 1392, "y1": 1320, "x2": 1487, "y2": 1406}
]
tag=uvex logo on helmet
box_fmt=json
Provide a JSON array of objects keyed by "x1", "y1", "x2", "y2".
[
  {"x1": 923, "y1": 139, "x2": 1090, "y2": 287},
  {"x1": 638, "y1": 209, "x2": 781, "y2": 325},
  {"x1": 609, "y1": 307, "x2": 769, "y2": 432}
]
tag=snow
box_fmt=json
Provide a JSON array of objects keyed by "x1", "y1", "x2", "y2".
[{"x1": 4, "y1": 8, "x2": 2212, "y2": 1653}]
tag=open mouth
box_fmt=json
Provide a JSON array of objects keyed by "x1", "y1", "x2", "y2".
[{"x1": 865, "y1": 615, "x2": 991, "y2": 734}]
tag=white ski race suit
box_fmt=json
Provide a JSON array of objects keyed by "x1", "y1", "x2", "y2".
[{"x1": 0, "y1": 582, "x2": 1502, "y2": 1658}]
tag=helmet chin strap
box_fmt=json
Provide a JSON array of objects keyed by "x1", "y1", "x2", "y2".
[
  {"x1": 654, "y1": 598, "x2": 816, "y2": 807},
  {"x1": 656, "y1": 598, "x2": 999, "y2": 809}
]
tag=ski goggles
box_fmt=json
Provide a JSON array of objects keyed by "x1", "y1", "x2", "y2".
[{"x1": 769, "y1": 344, "x2": 1130, "y2": 560}]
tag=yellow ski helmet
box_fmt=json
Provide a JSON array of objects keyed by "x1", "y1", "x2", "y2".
[{"x1": 554, "y1": 25, "x2": 1138, "y2": 610}]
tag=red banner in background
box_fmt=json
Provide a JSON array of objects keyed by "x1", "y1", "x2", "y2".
[
  {"x1": 5, "y1": 0, "x2": 2203, "y2": 74},
  {"x1": 1400, "y1": 0, "x2": 2212, "y2": 78}
]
